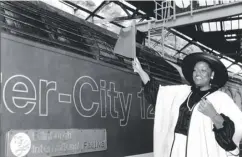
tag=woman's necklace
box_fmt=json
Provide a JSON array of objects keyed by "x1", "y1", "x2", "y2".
[{"x1": 186, "y1": 91, "x2": 210, "y2": 111}]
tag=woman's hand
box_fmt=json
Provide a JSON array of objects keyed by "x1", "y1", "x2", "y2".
[
  {"x1": 132, "y1": 57, "x2": 143, "y2": 74},
  {"x1": 132, "y1": 57, "x2": 150, "y2": 84},
  {"x1": 198, "y1": 98, "x2": 218, "y2": 119},
  {"x1": 198, "y1": 98, "x2": 224, "y2": 129}
]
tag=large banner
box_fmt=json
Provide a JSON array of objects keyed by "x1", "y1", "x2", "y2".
[{"x1": 0, "y1": 33, "x2": 157, "y2": 157}]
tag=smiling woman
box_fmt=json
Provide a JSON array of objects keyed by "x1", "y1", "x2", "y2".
[
  {"x1": 192, "y1": 61, "x2": 214, "y2": 91},
  {"x1": 133, "y1": 52, "x2": 242, "y2": 157}
]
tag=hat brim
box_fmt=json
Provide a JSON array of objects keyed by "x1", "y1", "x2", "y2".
[{"x1": 181, "y1": 53, "x2": 228, "y2": 88}]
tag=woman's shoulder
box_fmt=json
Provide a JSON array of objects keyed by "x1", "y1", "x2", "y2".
[
  {"x1": 211, "y1": 90, "x2": 231, "y2": 98},
  {"x1": 210, "y1": 90, "x2": 242, "y2": 122},
  {"x1": 208, "y1": 90, "x2": 234, "y2": 104}
]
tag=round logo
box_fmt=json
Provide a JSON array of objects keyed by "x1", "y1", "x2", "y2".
[{"x1": 10, "y1": 132, "x2": 31, "y2": 157}]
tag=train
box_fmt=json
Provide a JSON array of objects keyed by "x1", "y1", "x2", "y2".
[{"x1": 0, "y1": 1, "x2": 241, "y2": 157}]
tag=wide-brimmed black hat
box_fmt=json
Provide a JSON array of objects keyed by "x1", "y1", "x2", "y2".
[{"x1": 181, "y1": 52, "x2": 228, "y2": 88}]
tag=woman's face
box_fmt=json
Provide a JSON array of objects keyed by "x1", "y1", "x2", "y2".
[{"x1": 192, "y1": 61, "x2": 214, "y2": 89}]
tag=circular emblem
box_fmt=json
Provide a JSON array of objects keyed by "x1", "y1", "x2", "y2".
[{"x1": 10, "y1": 132, "x2": 31, "y2": 157}]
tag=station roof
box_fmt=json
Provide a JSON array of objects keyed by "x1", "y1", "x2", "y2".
[{"x1": 42, "y1": 0, "x2": 242, "y2": 78}]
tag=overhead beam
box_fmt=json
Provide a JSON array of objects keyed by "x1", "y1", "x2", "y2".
[
  {"x1": 168, "y1": 28, "x2": 225, "y2": 58},
  {"x1": 146, "y1": 35, "x2": 187, "y2": 56},
  {"x1": 207, "y1": 16, "x2": 242, "y2": 22},
  {"x1": 136, "y1": 1, "x2": 242, "y2": 32},
  {"x1": 113, "y1": 1, "x2": 145, "y2": 16},
  {"x1": 200, "y1": 29, "x2": 242, "y2": 35},
  {"x1": 91, "y1": 15, "x2": 147, "y2": 23},
  {"x1": 85, "y1": 1, "x2": 108, "y2": 20},
  {"x1": 63, "y1": 1, "x2": 124, "y2": 28}
]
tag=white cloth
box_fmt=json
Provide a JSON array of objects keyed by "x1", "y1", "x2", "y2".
[
  {"x1": 171, "y1": 133, "x2": 187, "y2": 157},
  {"x1": 153, "y1": 85, "x2": 242, "y2": 157}
]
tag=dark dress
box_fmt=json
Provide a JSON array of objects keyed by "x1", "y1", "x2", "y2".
[{"x1": 143, "y1": 77, "x2": 237, "y2": 151}]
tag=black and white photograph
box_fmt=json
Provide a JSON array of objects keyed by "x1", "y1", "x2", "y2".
[{"x1": 0, "y1": 0, "x2": 242, "y2": 157}]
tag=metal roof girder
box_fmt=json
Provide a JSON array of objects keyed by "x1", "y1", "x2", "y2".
[{"x1": 136, "y1": 1, "x2": 242, "y2": 32}]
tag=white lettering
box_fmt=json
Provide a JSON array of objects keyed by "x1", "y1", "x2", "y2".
[
  {"x1": 3, "y1": 75, "x2": 36, "y2": 114},
  {"x1": 39, "y1": 80, "x2": 57, "y2": 116},
  {"x1": 119, "y1": 92, "x2": 132, "y2": 126},
  {"x1": 1, "y1": 73, "x2": 155, "y2": 126},
  {"x1": 73, "y1": 76, "x2": 99, "y2": 117}
]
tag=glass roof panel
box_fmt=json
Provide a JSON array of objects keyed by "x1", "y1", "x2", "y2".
[
  {"x1": 221, "y1": 0, "x2": 230, "y2": 4},
  {"x1": 228, "y1": 64, "x2": 242, "y2": 73},
  {"x1": 201, "y1": 18, "x2": 242, "y2": 32},
  {"x1": 181, "y1": 45, "x2": 202, "y2": 53},
  {"x1": 209, "y1": 22, "x2": 217, "y2": 31},
  {"x1": 232, "y1": 20, "x2": 239, "y2": 29},
  {"x1": 41, "y1": 0, "x2": 242, "y2": 78},
  {"x1": 197, "y1": 0, "x2": 232, "y2": 6},
  {"x1": 239, "y1": 19, "x2": 242, "y2": 29},
  {"x1": 225, "y1": 34, "x2": 236, "y2": 37},
  {"x1": 206, "y1": 0, "x2": 214, "y2": 5},
  {"x1": 216, "y1": 22, "x2": 221, "y2": 31},
  {"x1": 175, "y1": 0, "x2": 190, "y2": 8},
  {"x1": 165, "y1": 34, "x2": 189, "y2": 50},
  {"x1": 202, "y1": 23, "x2": 210, "y2": 32},
  {"x1": 74, "y1": 9, "x2": 90, "y2": 19},
  {"x1": 224, "y1": 21, "x2": 232, "y2": 30},
  {"x1": 98, "y1": 2, "x2": 128, "y2": 19},
  {"x1": 198, "y1": 0, "x2": 207, "y2": 6},
  {"x1": 214, "y1": 0, "x2": 221, "y2": 5},
  {"x1": 71, "y1": 0, "x2": 104, "y2": 12},
  {"x1": 226, "y1": 38, "x2": 237, "y2": 42},
  {"x1": 158, "y1": 45, "x2": 178, "y2": 57},
  {"x1": 220, "y1": 58, "x2": 232, "y2": 68}
]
